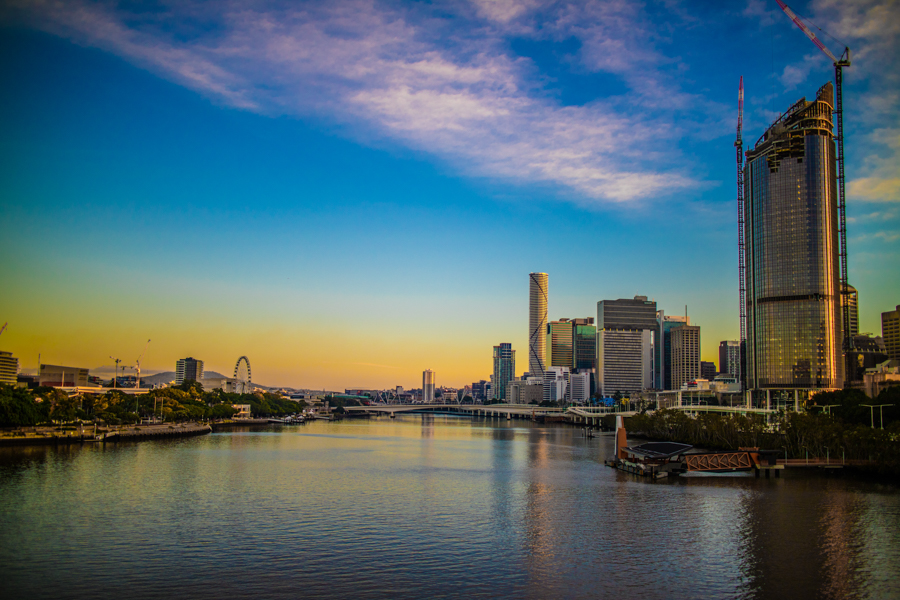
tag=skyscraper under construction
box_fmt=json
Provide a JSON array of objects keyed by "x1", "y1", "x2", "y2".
[{"x1": 744, "y1": 82, "x2": 843, "y2": 398}]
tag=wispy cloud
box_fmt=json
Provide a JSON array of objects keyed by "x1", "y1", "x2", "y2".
[{"x1": 6, "y1": 0, "x2": 705, "y2": 204}]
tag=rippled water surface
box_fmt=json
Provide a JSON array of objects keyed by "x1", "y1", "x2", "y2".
[{"x1": 2, "y1": 415, "x2": 899, "y2": 599}]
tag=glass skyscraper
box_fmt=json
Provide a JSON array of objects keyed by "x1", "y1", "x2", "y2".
[
  {"x1": 744, "y1": 82, "x2": 843, "y2": 392},
  {"x1": 492, "y1": 343, "x2": 515, "y2": 402}
]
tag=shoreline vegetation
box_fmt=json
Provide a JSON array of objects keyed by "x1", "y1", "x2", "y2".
[{"x1": 0, "y1": 381, "x2": 306, "y2": 445}]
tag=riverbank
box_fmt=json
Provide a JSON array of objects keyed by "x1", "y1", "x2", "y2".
[{"x1": 0, "y1": 422, "x2": 211, "y2": 446}]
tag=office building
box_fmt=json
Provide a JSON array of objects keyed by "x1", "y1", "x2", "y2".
[
  {"x1": 574, "y1": 318, "x2": 597, "y2": 370},
  {"x1": 569, "y1": 371, "x2": 590, "y2": 404},
  {"x1": 701, "y1": 361, "x2": 717, "y2": 381},
  {"x1": 744, "y1": 82, "x2": 843, "y2": 391},
  {"x1": 597, "y1": 296, "x2": 657, "y2": 396},
  {"x1": 506, "y1": 378, "x2": 543, "y2": 404},
  {"x1": 656, "y1": 311, "x2": 689, "y2": 390},
  {"x1": 844, "y1": 283, "x2": 859, "y2": 337},
  {"x1": 422, "y1": 369, "x2": 435, "y2": 403},
  {"x1": 471, "y1": 380, "x2": 487, "y2": 401},
  {"x1": 883, "y1": 305, "x2": 900, "y2": 362},
  {"x1": 492, "y1": 343, "x2": 515, "y2": 401},
  {"x1": 0, "y1": 351, "x2": 18, "y2": 386},
  {"x1": 543, "y1": 366, "x2": 569, "y2": 404},
  {"x1": 176, "y1": 357, "x2": 204, "y2": 385},
  {"x1": 719, "y1": 340, "x2": 741, "y2": 382},
  {"x1": 671, "y1": 325, "x2": 701, "y2": 390},
  {"x1": 39, "y1": 364, "x2": 90, "y2": 387},
  {"x1": 546, "y1": 320, "x2": 574, "y2": 369},
  {"x1": 529, "y1": 273, "x2": 548, "y2": 378}
]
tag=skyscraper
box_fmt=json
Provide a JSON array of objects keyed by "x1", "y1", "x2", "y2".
[
  {"x1": 422, "y1": 369, "x2": 435, "y2": 403},
  {"x1": 529, "y1": 273, "x2": 548, "y2": 378},
  {"x1": 546, "y1": 320, "x2": 574, "y2": 369},
  {"x1": 719, "y1": 340, "x2": 742, "y2": 382},
  {"x1": 656, "y1": 311, "x2": 689, "y2": 390},
  {"x1": 176, "y1": 357, "x2": 204, "y2": 385},
  {"x1": 671, "y1": 325, "x2": 701, "y2": 390},
  {"x1": 597, "y1": 296, "x2": 657, "y2": 396},
  {"x1": 744, "y1": 82, "x2": 843, "y2": 393},
  {"x1": 883, "y1": 305, "x2": 900, "y2": 362},
  {"x1": 573, "y1": 318, "x2": 597, "y2": 371},
  {"x1": 492, "y1": 343, "x2": 515, "y2": 401}
]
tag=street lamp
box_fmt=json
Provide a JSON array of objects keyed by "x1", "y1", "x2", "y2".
[{"x1": 861, "y1": 404, "x2": 894, "y2": 429}]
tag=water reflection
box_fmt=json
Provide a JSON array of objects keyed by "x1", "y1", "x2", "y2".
[{"x1": 0, "y1": 418, "x2": 898, "y2": 600}]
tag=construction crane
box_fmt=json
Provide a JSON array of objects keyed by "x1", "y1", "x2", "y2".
[
  {"x1": 0, "y1": 322, "x2": 6, "y2": 337},
  {"x1": 775, "y1": 0, "x2": 852, "y2": 385},
  {"x1": 135, "y1": 339, "x2": 151, "y2": 391},
  {"x1": 735, "y1": 77, "x2": 746, "y2": 391}
]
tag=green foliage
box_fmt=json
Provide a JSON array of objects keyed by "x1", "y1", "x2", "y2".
[{"x1": 0, "y1": 384, "x2": 50, "y2": 427}]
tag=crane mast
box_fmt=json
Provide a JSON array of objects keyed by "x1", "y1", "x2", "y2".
[
  {"x1": 736, "y1": 77, "x2": 746, "y2": 390},
  {"x1": 775, "y1": 0, "x2": 852, "y2": 386}
]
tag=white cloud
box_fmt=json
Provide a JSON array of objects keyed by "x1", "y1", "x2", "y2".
[{"x1": 6, "y1": 0, "x2": 707, "y2": 204}]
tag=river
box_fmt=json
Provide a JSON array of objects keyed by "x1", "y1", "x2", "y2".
[{"x1": 1, "y1": 415, "x2": 898, "y2": 599}]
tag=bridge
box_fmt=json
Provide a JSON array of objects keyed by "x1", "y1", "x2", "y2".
[{"x1": 344, "y1": 403, "x2": 568, "y2": 420}]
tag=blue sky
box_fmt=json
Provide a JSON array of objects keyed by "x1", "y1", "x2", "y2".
[{"x1": 1, "y1": 0, "x2": 898, "y2": 388}]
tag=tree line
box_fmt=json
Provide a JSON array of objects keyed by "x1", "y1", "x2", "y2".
[{"x1": 0, "y1": 380, "x2": 305, "y2": 427}]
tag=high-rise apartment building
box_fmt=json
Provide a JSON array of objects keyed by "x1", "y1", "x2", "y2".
[
  {"x1": 492, "y1": 343, "x2": 515, "y2": 401},
  {"x1": 529, "y1": 273, "x2": 548, "y2": 378},
  {"x1": 844, "y1": 283, "x2": 859, "y2": 337},
  {"x1": 422, "y1": 369, "x2": 435, "y2": 403},
  {"x1": 883, "y1": 305, "x2": 900, "y2": 362},
  {"x1": 0, "y1": 351, "x2": 18, "y2": 386},
  {"x1": 719, "y1": 340, "x2": 742, "y2": 382},
  {"x1": 744, "y1": 82, "x2": 843, "y2": 391},
  {"x1": 671, "y1": 325, "x2": 701, "y2": 390},
  {"x1": 175, "y1": 357, "x2": 204, "y2": 385},
  {"x1": 597, "y1": 296, "x2": 657, "y2": 396},
  {"x1": 656, "y1": 311, "x2": 689, "y2": 390}
]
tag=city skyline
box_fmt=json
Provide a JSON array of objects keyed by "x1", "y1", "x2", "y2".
[{"x1": 1, "y1": 1, "x2": 898, "y2": 389}]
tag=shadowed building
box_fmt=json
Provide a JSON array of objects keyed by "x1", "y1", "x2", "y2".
[
  {"x1": 0, "y1": 351, "x2": 18, "y2": 386},
  {"x1": 744, "y1": 82, "x2": 843, "y2": 399},
  {"x1": 719, "y1": 340, "x2": 741, "y2": 382},
  {"x1": 176, "y1": 357, "x2": 204, "y2": 385},
  {"x1": 671, "y1": 325, "x2": 701, "y2": 390},
  {"x1": 883, "y1": 305, "x2": 900, "y2": 362}
]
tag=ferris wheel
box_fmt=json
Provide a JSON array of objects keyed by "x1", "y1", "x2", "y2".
[{"x1": 234, "y1": 356, "x2": 251, "y2": 394}]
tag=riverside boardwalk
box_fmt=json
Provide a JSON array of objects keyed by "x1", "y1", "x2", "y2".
[{"x1": 0, "y1": 422, "x2": 211, "y2": 446}]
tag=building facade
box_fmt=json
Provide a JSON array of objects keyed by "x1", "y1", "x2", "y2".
[
  {"x1": 422, "y1": 369, "x2": 435, "y2": 403},
  {"x1": 844, "y1": 283, "x2": 859, "y2": 337},
  {"x1": 744, "y1": 82, "x2": 843, "y2": 393},
  {"x1": 671, "y1": 325, "x2": 701, "y2": 390},
  {"x1": 543, "y1": 366, "x2": 569, "y2": 404},
  {"x1": 718, "y1": 340, "x2": 742, "y2": 383},
  {"x1": 0, "y1": 351, "x2": 18, "y2": 386},
  {"x1": 883, "y1": 305, "x2": 900, "y2": 362},
  {"x1": 176, "y1": 357, "x2": 204, "y2": 385},
  {"x1": 656, "y1": 311, "x2": 689, "y2": 390},
  {"x1": 597, "y1": 296, "x2": 657, "y2": 396},
  {"x1": 574, "y1": 318, "x2": 597, "y2": 370},
  {"x1": 529, "y1": 273, "x2": 548, "y2": 378},
  {"x1": 546, "y1": 320, "x2": 574, "y2": 369},
  {"x1": 701, "y1": 361, "x2": 717, "y2": 381},
  {"x1": 492, "y1": 343, "x2": 515, "y2": 401},
  {"x1": 39, "y1": 364, "x2": 90, "y2": 387}
]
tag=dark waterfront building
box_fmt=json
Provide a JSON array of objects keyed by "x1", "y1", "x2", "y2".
[
  {"x1": 701, "y1": 361, "x2": 717, "y2": 381},
  {"x1": 719, "y1": 340, "x2": 741, "y2": 382},
  {"x1": 744, "y1": 82, "x2": 843, "y2": 399},
  {"x1": 883, "y1": 305, "x2": 900, "y2": 362},
  {"x1": 492, "y1": 343, "x2": 515, "y2": 401},
  {"x1": 175, "y1": 357, "x2": 204, "y2": 385},
  {"x1": 847, "y1": 334, "x2": 888, "y2": 382},
  {"x1": 844, "y1": 283, "x2": 859, "y2": 337}
]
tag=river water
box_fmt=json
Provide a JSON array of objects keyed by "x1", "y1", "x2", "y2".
[{"x1": 1, "y1": 415, "x2": 898, "y2": 599}]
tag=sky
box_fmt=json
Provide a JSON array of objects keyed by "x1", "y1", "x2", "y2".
[{"x1": 0, "y1": 0, "x2": 898, "y2": 390}]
